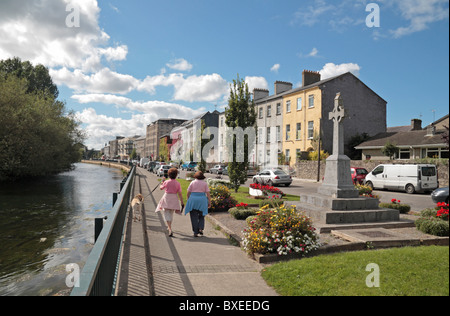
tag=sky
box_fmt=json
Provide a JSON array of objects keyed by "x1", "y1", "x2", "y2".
[{"x1": 0, "y1": 0, "x2": 449, "y2": 149}]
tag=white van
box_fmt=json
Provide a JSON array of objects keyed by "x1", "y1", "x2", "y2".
[
  {"x1": 139, "y1": 158, "x2": 150, "y2": 168},
  {"x1": 365, "y1": 164, "x2": 438, "y2": 194}
]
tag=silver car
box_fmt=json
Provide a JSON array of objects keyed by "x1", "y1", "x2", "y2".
[
  {"x1": 252, "y1": 169, "x2": 292, "y2": 187},
  {"x1": 157, "y1": 165, "x2": 171, "y2": 177}
]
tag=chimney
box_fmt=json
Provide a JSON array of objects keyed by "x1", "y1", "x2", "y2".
[
  {"x1": 426, "y1": 124, "x2": 437, "y2": 136},
  {"x1": 411, "y1": 119, "x2": 422, "y2": 131},
  {"x1": 302, "y1": 70, "x2": 321, "y2": 87},
  {"x1": 253, "y1": 88, "x2": 269, "y2": 101},
  {"x1": 274, "y1": 81, "x2": 293, "y2": 95}
]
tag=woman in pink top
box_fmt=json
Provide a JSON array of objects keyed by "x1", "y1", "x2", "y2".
[{"x1": 156, "y1": 168, "x2": 184, "y2": 237}]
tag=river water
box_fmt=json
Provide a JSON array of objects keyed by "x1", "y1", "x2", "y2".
[{"x1": 0, "y1": 163, "x2": 124, "y2": 296}]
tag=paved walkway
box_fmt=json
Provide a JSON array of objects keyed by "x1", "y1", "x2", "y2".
[{"x1": 116, "y1": 168, "x2": 277, "y2": 297}]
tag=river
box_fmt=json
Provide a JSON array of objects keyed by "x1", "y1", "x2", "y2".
[{"x1": 0, "y1": 163, "x2": 124, "y2": 296}]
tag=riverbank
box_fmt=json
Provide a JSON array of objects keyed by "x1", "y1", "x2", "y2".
[{"x1": 81, "y1": 160, "x2": 132, "y2": 172}]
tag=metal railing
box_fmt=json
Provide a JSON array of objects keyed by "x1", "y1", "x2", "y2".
[{"x1": 71, "y1": 166, "x2": 136, "y2": 296}]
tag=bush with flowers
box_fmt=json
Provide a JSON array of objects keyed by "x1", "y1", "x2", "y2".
[
  {"x1": 243, "y1": 204, "x2": 321, "y2": 257},
  {"x1": 229, "y1": 203, "x2": 259, "y2": 220},
  {"x1": 416, "y1": 202, "x2": 449, "y2": 237},
  {"x1": 209, "y1": 185, "x2": 238, "y2": 213},
  {"x1": 250, "y1": 183, "x2": 284, "y2": 197},
  {"x1": 379, "y1": 198, "x2": 411, "y2": 214}
]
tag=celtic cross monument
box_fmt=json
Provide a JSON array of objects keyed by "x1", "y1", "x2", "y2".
[{"x1": 318, "y1": 93, "x2": 359, "y2": 198}]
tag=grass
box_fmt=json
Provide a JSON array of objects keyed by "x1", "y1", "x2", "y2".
[
  {"x1": 175, "y1": 178, "x2": 300, "y2": 204},
  {"x1": 261, "y1": 246, "x2": 449, "y2": 296}
]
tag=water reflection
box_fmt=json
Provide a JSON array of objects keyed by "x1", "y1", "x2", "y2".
[{"x1": 0, "y1": 163, "x2": 123, "y2": 296}]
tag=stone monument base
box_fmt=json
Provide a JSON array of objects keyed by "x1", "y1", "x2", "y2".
[{"x1": 317, "y1": 155, "x2": 359, "y2": 198}]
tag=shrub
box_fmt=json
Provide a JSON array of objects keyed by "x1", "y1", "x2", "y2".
[
  {"x1": 415, "y1": 203, "x2": 449, "y2": 237},
  {"x1": 243, "y1": 205, "x2": 321, "y2": 256},
  {"x1": 379, "y1": 199, "x2": 411, "y2": 214},
  {"x1": 207, "y1": 178, "x2": 233, "y2": 189},
  {"x1": 355, "y1": 184, "x2": 373, "y2": 196},
  {"x1": 228, "y1": 207, "x2": 259, "y2": 220},
  {"x1": 209, "y1": 185, "x2": 238, "y2": 213}
]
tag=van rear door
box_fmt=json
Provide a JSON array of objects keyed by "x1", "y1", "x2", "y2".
[{"x1": 420, "y1": 165, "x2": 438, "y2": 191}]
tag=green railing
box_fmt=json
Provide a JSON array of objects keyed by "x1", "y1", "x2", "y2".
[{"x1": 71, "y1": 166, "x2": 136, "y2": 296}]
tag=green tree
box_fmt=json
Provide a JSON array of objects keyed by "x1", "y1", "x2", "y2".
[
  {"x1": 0, "y1": 73, "x2": 84, "y2": 181},
  {"x1": 382, "y1": 141, "x2": 399, "y2": 160},
  {"x1": 0, "y1": 57, "x2": 59, "y2": 99},
  {"x1": 225, "y1": 75, "x2": 257, "y2": 192}
]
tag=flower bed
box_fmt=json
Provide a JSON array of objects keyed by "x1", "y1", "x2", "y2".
[
  {"x1": 416, "y1": 202, "x2": 449, "y2": 237},
  {"x1": 243, "y1": 205, "x2": 321, "y2": 257},
  {"x1": 379, "y1": 199, "x2": 411, "y2": 214},
  {"x1": 249, "y1": 183, "x2": 284, "y2": 198},
  {"x1": 209, "y1": 185, "x2": 238, "y2": 213}
]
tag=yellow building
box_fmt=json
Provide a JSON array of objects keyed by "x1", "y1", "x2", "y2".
[
  {"x1": 283, "y1": 71, "x2": 323, "y2": 165},
  {"x1": 280, "y1": 70, "x2": 387, "y2": 167}
]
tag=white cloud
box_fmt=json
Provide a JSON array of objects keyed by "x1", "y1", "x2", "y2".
[
  {"x1": 138, "y1": 73, "x2": 229, "y2": 103},
  {"x1": 270, "y1": 64, "x2": 281, "y2": 73},
  {"x1": 76, "y1": 108, "x2": 151, "y2": 149},
  {"x1": 166, "y1": 58, "x2": 193, "y2": 72},
  {"x1": 309, "y1": 48, "x2": 319, "y2": 57},
  {"x1": 319, "y1": 62, "x2": 361, "y2": 79},
  {"x1": 292, "y1": 0, "x2": 335, "y2": 27},
  {"x1": 387, "y1": 0, "x2": 449, "y2": 38},
  {"x1": 245, "y1": 76, "x2": 269, "y2": 92},
  {"x1": 50, "y1": 67, "x2": 139, "y2": 94},
  {"x1": 72, "y1": 94, "x2": 206, "y2": 117},
  {"x1": 0, "y1": 0, "x2": 127, "y2": 72}
]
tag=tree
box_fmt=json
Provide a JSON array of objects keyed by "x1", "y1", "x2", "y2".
[
  {"x1": 0, "y1": 68, "x2": 84, "y2": 181},
  {"x1": 0, "y1": 57, "x2": 59, "y2": 99},
  {"x1": 225, "y1": 75, "x2": 257, "y2": 192},
  {"x1": 382, "y1": 141, "x2": 399, "y2": 160}
]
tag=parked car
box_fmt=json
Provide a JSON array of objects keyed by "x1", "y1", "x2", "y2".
[
  {"x1": 152, "y1": 162, "x2": 166, "y2": 173},
  {"x1": 210, "y1": 165, "x2": 225, "y2": 174},
  {"x1": 223, "y1": 166, "x2": 228, "y2": 176},
  {"x1": 247, "y1": 167, "x2": 257, "y2": 177},
  {"x1": 364, "y1": 164, "x2": 438, "y2": 194},
  {"x1": 252, "y1": 169, "x2": 292, "y2": 187},
  {"x1": 431, "y1": 187, "x2": 449, "y2": 204},
  {"x1": 157, "y1": 165, "x2": 171, "y2": 177},
  {"x1": 147, "y1": 161, "x2": 156, "y2": 172},
  {"x1": 351, "y1": 167, "x2": 368, "y2": 185},
  {"x1": 181, "y1": 162, "x2": 197, "y2": 171}
]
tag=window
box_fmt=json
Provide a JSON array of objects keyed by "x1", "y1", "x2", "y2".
[
  {"x1": 266, "y1": 127, "x2": 271, "y2": 143},
  {"x1": 297, "y1": 97, "x2": 302, "y2": 111},
  {"x1": 296, "y1": 123, "x2": 301, "y2": 140},
  {"x1": 276, "y1": 126, "x2": 281, "y2": 142},
  {"x1": 308, "y1": 95, "x2": 315, "y2": 108},
  {"x1": 286, "y1": 100, "x2": 291, "y2": 113},
  {"x1": 372, "y1": 166, "x2": 384, "y2": 175},
  {"x1": 258, "y1": 128, "x2": 263, "y2": 144},
  {"x1": 286, "y1": 149, "x2": 290, "y2": 164},
  {"x1": 267, "y1": 105, "x2": 272, "y2": 117},
  {"x1": 399, "y1": 149, "x2": 410, "y2": 160},
  {"x1": 422, "y1": 167, "x2": 436, "y2": 177},
  {"x1": 276, "y1": 103, "x2": 282, "y2": 115},
  {"x1": 220, "y1": 117, "x2": 224, "y2": 127},
  {"x1": 259, "y1": 107, "x2": 263, "y2": 119},
  {"x1": 286, "y1": 125, "x2": 291, "y2": 141},
  {"x1": 308, "y1": 121, "x2": 314, "y2": 139}
]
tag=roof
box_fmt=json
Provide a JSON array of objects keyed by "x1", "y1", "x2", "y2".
[
  {"x1": 254, "y1": 72, "x2": 386, "y2": 104},
  {"x1": 356, "y1": 129, "x2": 447, "y2": 149}
]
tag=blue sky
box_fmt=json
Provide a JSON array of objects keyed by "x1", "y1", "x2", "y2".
[{"x1": 0, "y1": 0, "x2": 448, "y2": 149}]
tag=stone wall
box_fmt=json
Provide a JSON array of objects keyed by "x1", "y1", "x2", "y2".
[{"x1": 294, "y1": 160, "x2": 449, "y2": 187}]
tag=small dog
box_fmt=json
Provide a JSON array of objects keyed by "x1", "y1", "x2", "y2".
[{"x1": 131, "y1": 194, "x2": 144, "y2": 222}]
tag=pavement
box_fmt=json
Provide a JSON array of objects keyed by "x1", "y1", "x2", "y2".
[{"x1": 116, "y1": 167, "x2": 278, "y2": 297}]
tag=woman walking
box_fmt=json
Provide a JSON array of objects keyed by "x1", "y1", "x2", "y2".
[
  {"x1": 184, "y1": 171, "x2": 211, "y2": 237},
  {"x1": 156, "y1": 168, "x2": 184, "y2": 237}
]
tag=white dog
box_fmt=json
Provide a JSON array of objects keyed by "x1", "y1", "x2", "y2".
[{"x1": 131, "y1": 194, "x2": 144, "y2": 222}]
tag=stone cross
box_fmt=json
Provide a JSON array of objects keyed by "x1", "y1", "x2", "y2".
[{"x1": 329, "y1": 93, "x2": 346, "y2": 156}]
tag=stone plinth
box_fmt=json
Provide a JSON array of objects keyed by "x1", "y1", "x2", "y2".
[{"x1": 317, "y1": 155, "x2": 359, "y2": 198}]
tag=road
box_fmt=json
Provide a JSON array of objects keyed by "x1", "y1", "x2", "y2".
[{"x1": 167, "y1": 169, "x2": 436, "y2": 213}]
